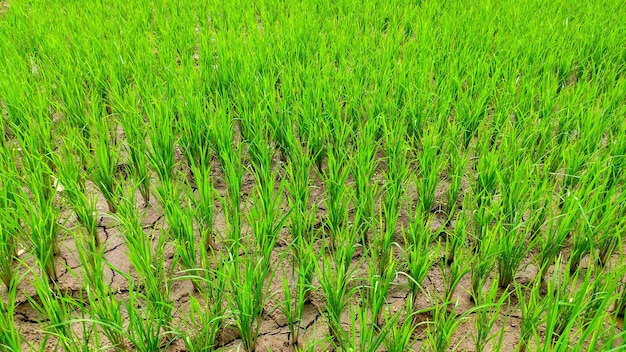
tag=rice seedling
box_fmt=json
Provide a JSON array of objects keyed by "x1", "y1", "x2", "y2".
[
  {"x1": 0, "y1": 272, "x2": 22, "y2": 351},
  {"x1": 353, "y1": 118, "x2": 381, "y2": 244},
  {"x1": 176, "y1": 253, "x2": 228, "y2": 352},
  {"x1": 0, "y1": 164, "x2": 21, "y2": 290},
  {"x1": 29, "y1": 270, "x2": 88, "y2": 352},
  {"x1": 472, "y1": 279, "x2": 510, "y2": 352},
  {"x1": 445, "y1": 210, "x2": 469, "y2": 265},
  {"x1": 470, "y1": 234, "x2": 497, "y2": 304},
  {"x1": 117, "y1": 89, "x2": 152, "y2": 205},
  {"x1": 55, "y1": 136, "x2": 100, "y2": 248},
  {"x1": 284, "y1": 134, "x2": 318, "y2": 253},
  {"x1": 423, "y1": 299, "x2": 473, "y2": 352},
  {"x1": 495, "y1": 219, "x2": 532, "y2": 289},
  {"x1": 439, "y1": 246, "x2": 471, "y2": 305},
  {"x1": 146, "y1": 98, "x2": 177, "y2": 195},
  {"x1": 538, "y1": 195, "x2": 579, "y2": 280},
  {"x1": 543, "y1": 257, "x2": 593, "y2": 345},
  {"x1": 87, "y1": 91, "x2": 121, "y2": 213},
  {"x1": 281, "y1": 240, "x2": 315, "y2": 348},
  {"x1": 317, "y1": 224, "x2": 360, "y2": 346},
  {"x1": 444, "y1": 127, "x2": 469, "y2": 216},
  {"x1": 515, "y1": 277, "x2": 546, "y2": 352},
  {"x1": 116, "y1": 183, "x2": 175, "y2": 349},
  {"x1": 188, "y1": 153, "x2": 215, "y2": 251},
  {"x1": 383, "y1": 302, "x2": 419, "y2": 352},
  {"x1": 365, "y1": 239, "x2": 397, "y2": 328},
  {"x1": 403, "y1": 210, "x2": 437, "y2": 307},
  {"x1": 344, "y1": 288, "x2": 394, "y2": 352},
  {"x1": 20, "y1": 182, "x2": 60, "y2": 283},
  {"x1": 227, "y1": 246, "x2": 278, "y2": 352},
  {"x1": 321, "y1": 140, "x2": 353, "y2": 251},
  {"x1": 416, "y1": 124, "x2": 443, "y2": 215},
  {"x1": 210, "y1": 108, "x2": 244, "y2": 247},
  {"x1": 164, "y1": 190, "x2": 202, "y2": 289}
]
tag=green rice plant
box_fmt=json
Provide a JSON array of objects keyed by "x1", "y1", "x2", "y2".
[
  {"x1": 284, "y1": 135, "x2": 317, "y2": 252},
  {"x1": 470, "y1": 194, "x2": 496, "y2": 254},
  {"x1": 445, "y1": 210, "x2": 469, "y2": 265},
  {"x1": 125, "y1": 277, "x2": 174, "y2": 352},
  {"x1": 14, "y1": 115, "x2": 57, "y2": 200},
  {"x1": 538, "y1": 195, "x2": 579, "y2": 280},
  {"x1": 316, "y1": 225, "x2": 359, "y2": 346},
  {"x1": 365, "y1": 241, "x2": 397, "y2": 328},
  {"x1": 18, "y1": 131, "x2": 56, "y2": 206},
  {"x1": 176, "y1": 252, "x2": 228, "y2": 352},
  {"x1": 73, "y1": 228, "x2": 126, "y2": 352},
  {"x1": 439, "y1": 245, "x2": 471, "y2": 305},
  {"x1": 226, "y1": 135, "x2": 285, "y2": 351},
  {"x1": 226, "y1": 246, "x2": 278, "y2": 352},
  {"x1": 561, "y1": 141, "x2": 588, "y2": 194},
  {"x1": 281, "y1": 241, "x2": 315, "y2": 348},
  {"x1": 247, "y1": 135, "x2": 288, "y2": 254},
  {"x1": 470, "y1": 234, "x2": 497, "y2": 304},
  {"x1": 55, "y1": 138, "x2": 100, "y2": 248},
  {"x1": 0, "y1": 221, "x2": 18, "y2": 291},
  {"x1": 372, "y1": 209, "x2": 396, "y2": 283},
  {"x1": 117, "y1": 91, "x2": 151, "y2": 205},
  {"x1": 300, "y1": 115, "x2": 327, "y2": 173},
  {"x1": 473, "y1": 140, "x2": 500, "y2": 210},
  {"x1": 0, "y1": 272, "x2": 22, "y2": 351},
  {"x1": 344, "y1": 288, "x2": 394, "y2": 352},
  {"x1": 613, "y1": 276, "x2": 626, "y2": 319},
  {"x1": 210, "y1": 110, "x2": 243, "y2": 246},
  {"x1": 472, "y1": 279, "x2": 509, "y2": 352},
  {"x1": 416, "y1": 124, "x2": 443, "y2": 214},
  {"x1": 188, "y1": 152, "x2": 216, "y2": 251},
  {"x1": 0, "y1": 166, "x2": 20, "y2": 290},
  {"x1": 321, "y1": 142, "x2": 353, "y2": 250},
  {"x1": 403, "y1": 210, "x2": 437, "y2": 307},
  {"x1": 563, "y1": 164, "x2": 609, "y2": 271},
  {"x1": 607, "y1": 136, "x2": 626, "y2": 189},
  {"x1": 20, "y1": 184, "x2": 60, "y2": 283},
  {"x1": 423, "y1": 299, "x2": 473, "y2": 352},
  {"x1": 353, "y1": 117, "x2": 381, "y2": 244},
  {"x1": 116, "y1": 184, "x2": 174, "y2": 349},
  {"x1": 86, "y1": 288, "x2": 126, "y2": 350},
  {"x1": 175, "y1": 82, "x2": 211, "y2": 171},
  {"x1": 445, "y1": 130, "x2": 469, "y2": 216},
  {"x1": 578, "y1": 266, "x2": 620, "y2": 332},
  {"x1": 146, "y1": 98, "x2": 177, "y2": 190},
  {"x1": 268, "y1": 107, "x2": 294, "y2": 161},
  {"x1": 499, "y1": 148, "x2": 531, "y2": 226},
  {"x1": 376, "y1": 123, "x2": 409, "y2": 279},
  {"x1": 542, "y1": 257, "x2": 593, "y2": 345},
  {"x1": 495, "y1": 219, "x2": 532, "y2": 289},
  {"x1": 164, "y1": 190, "x2": 201, "y2": 290},
  {"x1": 515, "y1": 276, "x2": 546, "y2": 352},
  {"x1": 569, "y1": 226, "x2": 592, "y2": 275},
  {"x1": 88, "y1": 92, "x2": 120, "y2": 213},
  {"x1": 592, "y1": 190, "x2": 624, "y2": 268},
  {"x1": 29, "y1": 271, "x2": 84, "y2": 352},
  {"x1": 383, "y1": 302, "x2": 419, "y2": 352},
  {"x1": 382, "y1": 118, "x2": 410, "y2": 224}
]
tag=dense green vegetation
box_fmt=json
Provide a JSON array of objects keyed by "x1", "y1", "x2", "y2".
[{"x1": 0, "y1": 0, "x2": 625, "y2": 350}]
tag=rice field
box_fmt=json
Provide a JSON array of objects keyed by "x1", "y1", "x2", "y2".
[{"x1": 0, "y1": 0, "x2": 625, "y2": 351}]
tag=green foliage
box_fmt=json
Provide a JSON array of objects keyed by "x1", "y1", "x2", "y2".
[{"x1": 0, "y1": 0, "x2": 624, "y2": 351}]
